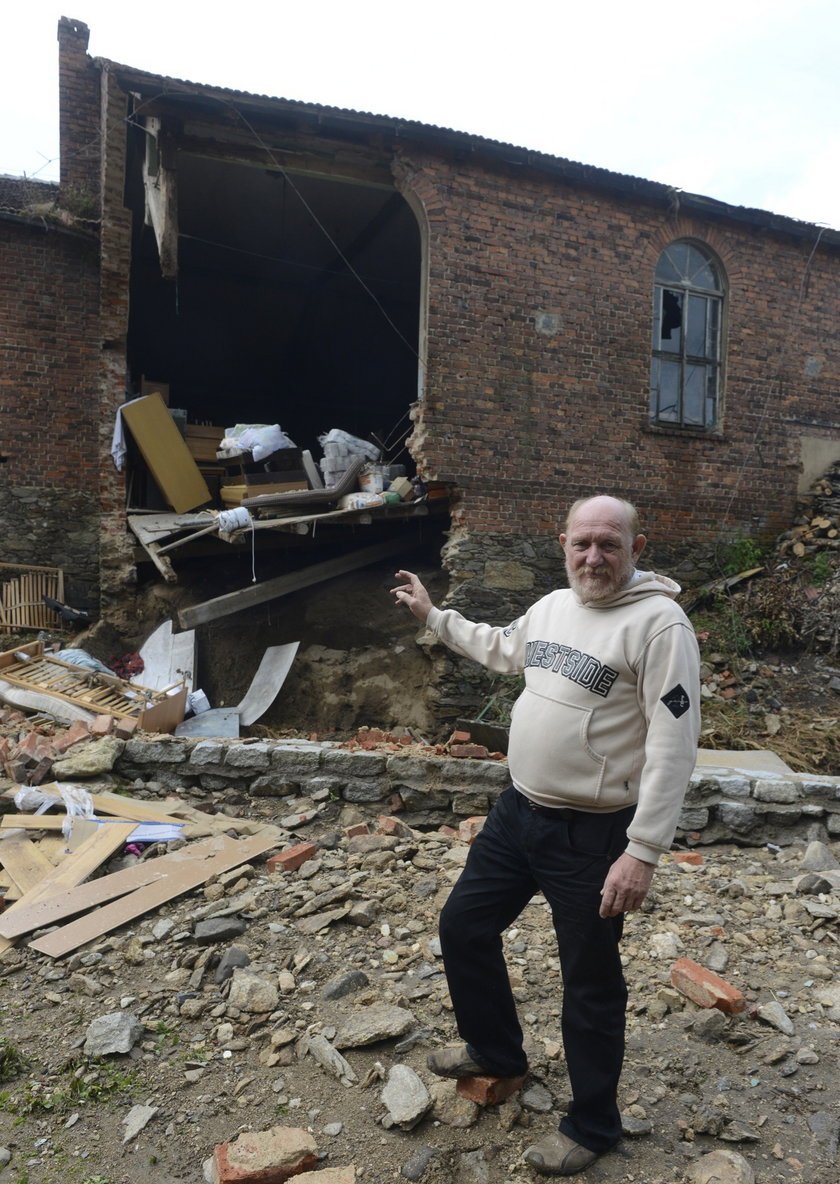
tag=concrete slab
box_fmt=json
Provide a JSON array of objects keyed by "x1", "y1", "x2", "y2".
[{"x1": 694, "y1": 748, "x2": 794, "y2": 774}]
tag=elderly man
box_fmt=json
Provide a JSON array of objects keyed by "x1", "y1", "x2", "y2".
[{"x1": 392, "y1": 495, "x2": 700, "y2": 1176}]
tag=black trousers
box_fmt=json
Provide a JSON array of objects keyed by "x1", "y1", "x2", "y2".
[{"x1": 439, "y1": 785, "x2": 635, "y2": 1152}]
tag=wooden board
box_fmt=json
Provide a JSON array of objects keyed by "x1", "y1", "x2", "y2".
[
  {"x1": 29, "y1": 833, "x2": 279, "y2": 958},
  {"x1": 121, "y1": 393, "x2": 211, "y2": 514},
  {"x1": 2, "y1": 785, "x2": 185, "y2": 826},
  {"x1": 0, "y1": 831, "x2": 230, "y2": 940},
  {"x1": 0, "y1": 833, "x2": 57, "y2": 893}
]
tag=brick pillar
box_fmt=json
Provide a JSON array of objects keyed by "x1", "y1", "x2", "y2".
[{"x1": 57, "y1": 16, "x2": 101, "y2": 206}]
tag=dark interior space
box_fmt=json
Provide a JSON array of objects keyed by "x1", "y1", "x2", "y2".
[{"x1": 125, "y1": 151, "x2": 422, "y2": 473}]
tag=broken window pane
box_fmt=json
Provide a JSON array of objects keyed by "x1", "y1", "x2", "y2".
[{"x1": 650, "y1": 240, "x2": 723, "y2": 430}]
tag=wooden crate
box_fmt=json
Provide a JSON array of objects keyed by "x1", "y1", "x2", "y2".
[
  {"x1": 0, "y1": 564, "x2": 65, "y2": 633},
  {"x1": 0, "y1": 641, "x2": 186, "y2": 733}
]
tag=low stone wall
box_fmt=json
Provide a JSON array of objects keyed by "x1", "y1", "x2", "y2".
[{"x1": 113, "y1": 737, "x2": 840, "y2": 847}]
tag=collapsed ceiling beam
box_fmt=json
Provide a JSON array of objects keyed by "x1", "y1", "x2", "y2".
[{"x1": 177, "y1": 537, "x2": 406, "y2": 629}]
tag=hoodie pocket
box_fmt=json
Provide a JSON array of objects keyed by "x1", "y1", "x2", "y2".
[{"x1": 507, "y1": 690, "x2": 607, "y2": 803}]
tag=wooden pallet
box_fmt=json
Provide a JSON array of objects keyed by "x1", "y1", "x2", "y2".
[
  {"x1": 0, "y1": 563, "x2": 65, "y2": 632},
  {"x1": 0, "y1": 641, "x2": 186, "y2": 733}
]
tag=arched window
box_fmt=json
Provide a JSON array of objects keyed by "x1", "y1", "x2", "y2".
[{"x1": 649, "y1": 242, "x2": 724, "y2": 429}]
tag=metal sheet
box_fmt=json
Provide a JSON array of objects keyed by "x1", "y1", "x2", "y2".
[{"x1": 238, "y1": 642, "x2": 299, "y2": 726}]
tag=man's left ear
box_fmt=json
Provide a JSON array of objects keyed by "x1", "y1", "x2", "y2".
[{"x1": 633, "y1": 534, "x2": 647, "y2": 561}]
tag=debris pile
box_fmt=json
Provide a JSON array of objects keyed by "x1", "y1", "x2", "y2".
[{"x1": 0, "y1": 785, "x2": 836, "y2": 1183}]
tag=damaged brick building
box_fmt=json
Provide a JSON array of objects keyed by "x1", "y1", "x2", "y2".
[{"x1": 1, "y1": 18, "x2": 839, "y2": 721}]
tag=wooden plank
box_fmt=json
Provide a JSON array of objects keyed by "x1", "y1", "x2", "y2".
[
  {"x1": 28, "y1": 833, "x2": 279, "y2": 958},
  {"x1": 0, "y1": 833, "x2": 224, "y2": 939},
  {"x1": 178, "y1": 538, "x2": 406, "y2": 629},
  {"x1": 0, "y1": 822, "x2": 137, "y2": 952},
  {"x1": 0, "y1": 833, "x2": 56, "y2": 893},
  {"x1": 1, "y1": 815, "x2": 68, "y2": 831},
  {"x1": 121, "y1": 393, "x2": 211, "y2": 514},
  {"x1": 3, "y1": 785, "x2": 184, "y2": 825}
]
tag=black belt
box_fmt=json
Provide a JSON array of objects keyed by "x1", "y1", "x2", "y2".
[{"x1": 523, "y1": 797, "x2": 578, "y2": 819}]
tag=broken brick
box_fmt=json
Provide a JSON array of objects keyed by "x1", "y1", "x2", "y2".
[
  {"x1": 458, "y1": 816, "x2": 486, "y2": 845},
  {"x1": 212, "y1": 1125, "x2": 318, "y2": 1184},
  {"x1": 89, "y1": 714, "x2": 114, "y2": 737},
  {"x1": 374, "y1": 815, "x2": 412, "y2": 838},
  {"x1": 114, "y1": 716, "x2": 139, "y2": 740},
  {"x1": 52, "y1": 721, "x2": 91, "y2": 754},
  {"x1": 449, "y1": 743, "x2": 489, "y2": 760},
  {"x1": 345, "y1": 823, "x2": 370, "y2": 839},
  {"x1": 448, "y1": 730, "x2": 472, "y2": 745},
  {"x1": 267, "y1": 843, "x2": 319, "y2": 874},
  {"x1": 673, "y1": 851, "x2": 704, "y2": 866},
  {"x1": 456, "y1": 1073, "x2": 527, "y2": 1106},
  {"x1": 670, "y1": 957, "x2": 746, "y2": 1014}
]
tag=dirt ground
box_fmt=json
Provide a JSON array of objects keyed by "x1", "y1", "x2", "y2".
[{"x1": 0, "y1": 796, "x2": 837, "y2": 1184}]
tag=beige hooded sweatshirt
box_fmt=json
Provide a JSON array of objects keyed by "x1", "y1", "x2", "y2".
[{"x1": 427, "y1": 571, "x2": 701, "y2": 864}]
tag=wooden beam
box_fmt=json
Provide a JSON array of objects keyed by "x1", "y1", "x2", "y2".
[{"x1": 178, "y1": 537, "x2": 406, "y2": 629}]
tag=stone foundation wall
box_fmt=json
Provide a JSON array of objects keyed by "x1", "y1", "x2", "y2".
[{"x1": 114, "y1": 737, "x2": 840, "y2": 848}]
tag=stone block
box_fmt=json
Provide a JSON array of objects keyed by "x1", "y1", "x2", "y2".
[
  {"x1": 342, "y1": 781, "x2": 389, "y2": 803},
  {"x1": 269, "y1": 745, "x2": 323, "y2": 775},
  {"x1": 717, "y1": 801, "x2": 758, "y2": 833},
  {"x1": 123, "y1": 738, "x2": 188, "y2": 764},
  {"x1": 224, "y1": 743, "x2": 272, "y2": 771},
  {"x1": 678, "y1": 808, "x2": 710, "y2": 831},
  {"x1": 323, "y1": 749, "x2": 387, "y2": 776},
  {"x1": 186, "y1": 740, "x2": 225, "y2": 767},
  {"x1": 752, "y1": 778, "x2": 800, "y2": 804}
]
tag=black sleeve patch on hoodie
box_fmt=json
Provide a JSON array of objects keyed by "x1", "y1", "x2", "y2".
[{"x1": 661, "y1": 684, "x2": 691, "y2": 718}]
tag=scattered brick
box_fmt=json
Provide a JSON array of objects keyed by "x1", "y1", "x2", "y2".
[
  {"x1": 456, "y1": 1073, "x2": 527, "y2": 1106},
  {"x1": 212, "y1": 1125, "x2": 318, "y2": 1184},
  {"x1": 27, "y1": 757, "x2": 55, "y2": 786},
  {"x1": 458, "y1": 816, "x2": 486, "y2": 845},
  {"x1": 375, "y1": 815, "x2": 412, "y2": 838},
  {"x1": 267, "y1": 843, "x2": 319, "y2": 874},
  {"x1": 114, "y1": 716, "x2": 139, "y2": 740},
  {"x1": 673, "y1": 851, "x2": 704, "y2": 866},
  {"x1": 448, "y1": 730, "x2": 472, "y2": 744},
  {"x1": 52, "y1": 721, "x2": 91, "y2": 754},
  {"x1": 345, "y1": 823, "x2": 370, "y2": 839},
  {"x1": 670, "y1": 957, "x2": 746, "y2": 1014},
  {"x1": 449, "y1": 743, "x2": 489, "y2": 760},
  {"x1": 89, "y1": 714, "x2": 114, "y2": 737}
]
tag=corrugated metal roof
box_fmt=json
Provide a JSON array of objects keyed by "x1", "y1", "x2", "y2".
[{"x1": 95, "y1": 57, "x2": 837, "y2": 245}]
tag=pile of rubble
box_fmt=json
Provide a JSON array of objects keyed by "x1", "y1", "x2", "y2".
[{"x1": 0, "y1": 772, "x2": 837, "y2": 1183}]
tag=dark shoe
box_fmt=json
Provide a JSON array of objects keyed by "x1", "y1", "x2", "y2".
[
  {"x1": 427, "y1": 1044, "x2": 502, "y2": 1078},
  {"x1": 523, "y1": 1132, "x2": 600, "y2": 1176}
]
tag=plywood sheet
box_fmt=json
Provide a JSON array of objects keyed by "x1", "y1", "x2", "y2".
[{"x1": 121, "y1": 393, "x2": 211, "y2": 514}]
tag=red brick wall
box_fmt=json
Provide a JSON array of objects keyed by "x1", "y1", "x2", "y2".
[
  {"x1": 0, "y1": 221, "x2": 100, "y2": 490},
  {"x1": 402, "y1": 152, "x2": 840, "y2": 552},
  {"x1": 0, "y1": 218, "x2": 101, "y2": 599}
]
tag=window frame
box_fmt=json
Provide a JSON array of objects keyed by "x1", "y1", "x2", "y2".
[{"x1": 649, "y1": 241, "x2": 724, "y2": 432}]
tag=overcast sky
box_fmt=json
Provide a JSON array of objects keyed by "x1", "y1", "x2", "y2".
[{"x1": 3, "y1": 2, "x2": 839, "y2": 230}]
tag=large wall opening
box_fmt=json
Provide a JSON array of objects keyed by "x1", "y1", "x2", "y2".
[{"x1": 126, "y1": 152, "x2": 422, "y2": 473}]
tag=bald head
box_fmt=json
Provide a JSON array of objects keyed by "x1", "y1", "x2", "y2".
[
  {"x1": 560, "y1": 496, "x2": 646, "y2": 604},
  {"x1": 565, "y1": 496, "x2": 640, "y2": 540}
]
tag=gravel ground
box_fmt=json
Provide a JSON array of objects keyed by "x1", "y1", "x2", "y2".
[{"x1": 0, "y1": 791, "x2": 837, "y2": 1184}]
